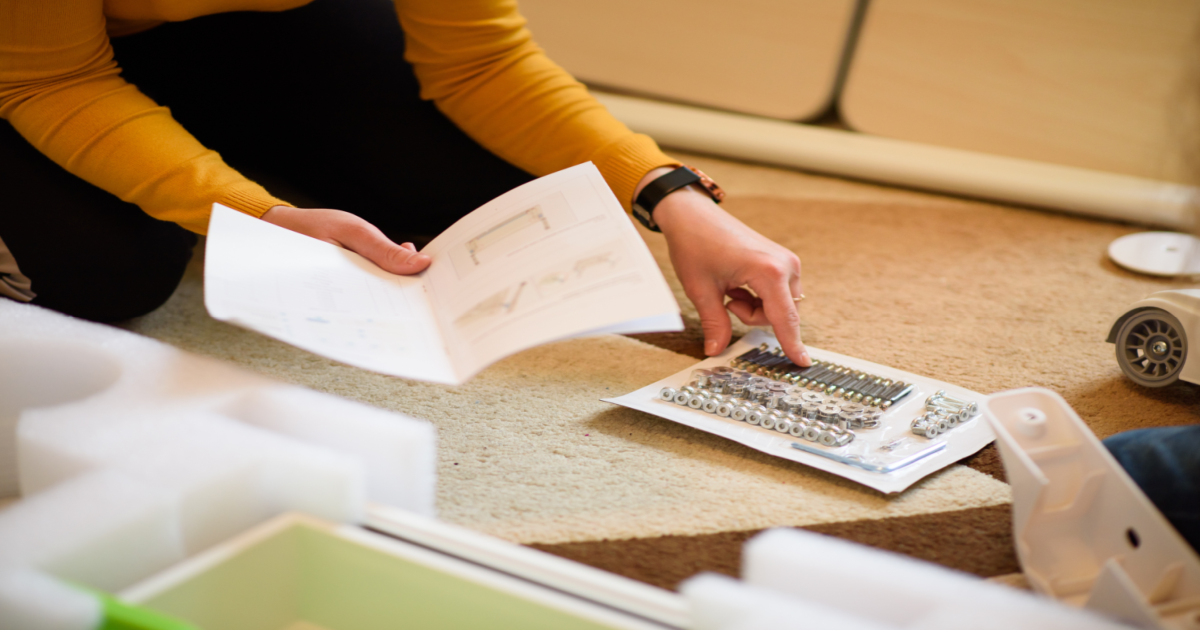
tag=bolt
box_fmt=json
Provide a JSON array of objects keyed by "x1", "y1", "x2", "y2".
[
  {"x1": 930, "y1": 389, "x2": 973, "y2": 407},
  {"x1": 1152, "y1": 341, "x2": 1168, "y2": 355}
]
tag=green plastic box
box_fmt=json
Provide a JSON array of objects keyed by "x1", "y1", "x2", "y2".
[{"x1": 119, "y1": 515, "x2": 656, "y2": 630}]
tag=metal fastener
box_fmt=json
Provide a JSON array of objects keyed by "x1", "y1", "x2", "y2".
[{"x1": 817, "y1": 403, "x2": 841, "y2": 422}]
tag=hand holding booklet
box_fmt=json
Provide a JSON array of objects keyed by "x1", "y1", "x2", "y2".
[{"x1": 205, "y1": 163, "x2": 682, "y2": 385}]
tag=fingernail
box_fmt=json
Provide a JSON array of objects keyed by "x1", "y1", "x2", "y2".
[
  {"x1": 413, "y1": 253, "x2": 431, "y2": 265},
  {"x1": 705, "y1": 340, "x2": 719, "y2": 355},
  {"x1": 800, "y1": 351, "x2": 811, "y2": 366}
]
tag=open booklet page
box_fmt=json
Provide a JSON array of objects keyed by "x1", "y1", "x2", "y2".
[
  {"x1": 205, "y1": 206, "x2": 457, "y2": 383},
  {"x1": 205, "y1": 163, "x2": 680, "y2": 385},
  {"x1": 421, "y1": 163, "x2": 682, "y2": 380}
]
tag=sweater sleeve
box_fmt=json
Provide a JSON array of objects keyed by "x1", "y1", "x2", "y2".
[
  {"x1": 0, "y1": 0, "x2": 288, "y2": 234},
  {"x1": 395, "y1": 0, "x2": 678, "y2": 212}
]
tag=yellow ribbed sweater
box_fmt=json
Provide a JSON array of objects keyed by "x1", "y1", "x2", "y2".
[{"x1": 0, "y1": 0, "x2": 676, "y2": 233}]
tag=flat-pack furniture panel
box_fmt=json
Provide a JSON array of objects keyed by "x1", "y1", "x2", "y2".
[
  {"x1": 841, "y1": 0, "x2": 1200, "y2": 184},
  {"x1": 519, "y1": 0, "x2": 861, "y2": 121}
]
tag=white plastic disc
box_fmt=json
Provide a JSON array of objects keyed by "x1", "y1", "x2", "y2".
[{"x1": 1107, "y1": 231, "x2": 1200, "y2": 277}]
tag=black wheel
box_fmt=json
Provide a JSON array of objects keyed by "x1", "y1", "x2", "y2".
[{"x1": 1115, "y1": 309, "x2": 1188, "y2": 387}]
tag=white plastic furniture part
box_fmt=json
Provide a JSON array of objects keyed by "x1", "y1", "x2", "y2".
[
  {"x1": 1108, "y1": 233, "x2": 1200, "y2": 278},
  {"x1": 0, "y1": 300, "x2": 437, "y2": 630},
  {"x1": 678, "y1": 527, "x2": 1130, "y2": 630},
  {"x1": 983, "y1": 387, "x2": 1200, "y2": 630}
]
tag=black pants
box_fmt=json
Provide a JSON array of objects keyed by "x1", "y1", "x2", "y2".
[{"x1": 0, "y1": 0, "x2": 533, "y2": 322}]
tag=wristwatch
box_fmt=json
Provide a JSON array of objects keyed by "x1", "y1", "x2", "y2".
[{"x1": 631, "y1": 165, "x2": 726, "y2": 232}]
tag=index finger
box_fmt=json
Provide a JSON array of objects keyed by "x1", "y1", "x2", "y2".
[{"x1": 747, "y1": 272, "x2": 810, "y2": 367}]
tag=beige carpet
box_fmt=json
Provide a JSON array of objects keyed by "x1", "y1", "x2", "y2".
[{"x1": 118, "y1": 150, "x2": 1197, "y2": 590}]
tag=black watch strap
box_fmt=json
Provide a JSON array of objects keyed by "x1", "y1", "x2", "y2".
[{"x1": 632, "y1": 166, "x2": 703, "y2": 232}]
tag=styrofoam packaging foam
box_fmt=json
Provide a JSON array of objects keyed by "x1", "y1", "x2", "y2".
[
  {"x1": 0, "y1": 570, "x2": 101, "y2": 630},
  {"x1": 0, "y1": 470, "x2": 181, "y2": 591},
  {"x1": 742, "y1": 529, "x2": 1129, "y2": 630},
  {"x1": 0, "y1": 339, "x2": 123, "y2": 498},
  {"x1": 220, "y1": 387, "x2": 436, "y2": 515},
  {"x1": 19, "y1": 411, "x2": 366, "y2": 553},
  {"x1": 0, "y1": 287, "x2": 439, "y2": 628},
  {"x1": 681, "y1": 573, "x2": 897, "y2": 630}
]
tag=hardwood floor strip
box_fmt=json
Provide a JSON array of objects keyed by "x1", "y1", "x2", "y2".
[{"x1": 527, "y1": 504, "x2": 1018, "y2": 591}]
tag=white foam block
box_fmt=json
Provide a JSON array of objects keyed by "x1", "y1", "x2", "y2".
[
  {"x1": 19, "y1": 411, "x2": 365, "y2": 553},
  {"x1": 220, "y1": 387, "x2": 436, "y2": 515},
  {"x1": 742, "y1": 529, "x2": 1128, "y2": 630},
  {"x1": 682, "y1": 573, "x2": 897, "y2": 630},
  {"x1": 0, "y1": 470, "x2": 180, "y2": 591},
  {"x1": 0, "y1": 570, "x2": 101, "y2": 630},
  {"x1": 0, "y1": 293, "x2": 438, "y2": 629},
  {"x1": 0, "y1": 339, "x2": 123, "y2": 498}
]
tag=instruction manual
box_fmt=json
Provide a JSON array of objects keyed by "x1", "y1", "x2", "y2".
[{"x1": 205, "y1": 163, "x2": 682, "y2": 385}]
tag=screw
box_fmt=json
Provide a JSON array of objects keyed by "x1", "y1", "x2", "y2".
[
  {"x1": 1152, "y1": 341, "x2": 1168, "y2": 355},
  {"x1": 930, "y1": 390, "x2": 973, "y2": 407}
]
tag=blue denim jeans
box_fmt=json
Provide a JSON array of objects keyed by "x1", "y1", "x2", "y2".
[{"x1": 1104, "y1": 425, "x2": 1200, "y2": 552}]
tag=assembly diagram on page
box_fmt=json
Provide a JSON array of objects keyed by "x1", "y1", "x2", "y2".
[
  {"x1": 452, "y1": 242, "x2": 635, "y2": 339},
  {"x1": 448, "y1": 192, "x2": 577, "y2": 280},
  {"x1": 421, "y1": 164, "x2": 681, "y2": 377}
]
